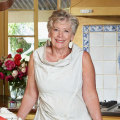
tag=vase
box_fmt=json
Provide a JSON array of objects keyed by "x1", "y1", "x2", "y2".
[
  {"x1": 9, "y1": 85, "x2": 25, "y2": 100},
  {"x1": 9, "y1": 80, "x2": 26, "y2": 100}
]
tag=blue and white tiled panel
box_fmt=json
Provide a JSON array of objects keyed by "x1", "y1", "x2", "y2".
[
  {"x1": 83, "y1": 25, "x2": 120, "y2": 101},
  {"x1": 83, "y1": 25, "x2": 119, "y2": 33},
  {"x1": 83, "y1": 25, "x2": 120, "y2": 52},
  {"x1": 83, "y1": 25, "x2": 120, "y2": 73}
]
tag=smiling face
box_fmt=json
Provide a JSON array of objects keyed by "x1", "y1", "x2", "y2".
[{"x1": 48, "y1": 20, "x2": 74, "y2": 50}]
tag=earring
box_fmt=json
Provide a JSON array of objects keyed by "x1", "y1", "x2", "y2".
[
  {"x1": 69, "y1": 41, "x2": 73, "y2": 48},
  {"x1": 46, "y1": 39, "x2": 51, "y2": 46}
]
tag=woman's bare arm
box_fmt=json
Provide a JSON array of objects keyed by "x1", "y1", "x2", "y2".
[
  {"x1": 17, "y1": 53, "x2": 38, "y2": 120},
  {"x1": 82, "y1": 51, "x2": 102, "y2": 120}
]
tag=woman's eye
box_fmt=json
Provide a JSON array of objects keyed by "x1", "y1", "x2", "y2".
[
  {"x1": 65, "y1": 30, "x2": 69, "y2": 33},
  {"x1": 54, "y1": 28, "x2": 58, "y2": 31}
]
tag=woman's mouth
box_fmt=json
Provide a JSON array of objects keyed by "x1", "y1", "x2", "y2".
[{"x1": 55, "y1": 39, "x2": 64, "y2": 43}]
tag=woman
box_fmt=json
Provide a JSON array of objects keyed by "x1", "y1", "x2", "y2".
[{"x1": 17, "y1": 9, "x2": 102, "y2": 120}]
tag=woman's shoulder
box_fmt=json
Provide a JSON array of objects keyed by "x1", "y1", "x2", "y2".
[
  {"x1": 32, "y1": 45, "x2": 45, "y2": 63},
  {"x1": 72, "y1": 43, "x2": 83, "y2": 55},
  {"x1": 34, "y1": 45, "x2": 44, "y2": 52},
  {"x1": 33, "y1": 46, "x2": 45, "y2": 56}
]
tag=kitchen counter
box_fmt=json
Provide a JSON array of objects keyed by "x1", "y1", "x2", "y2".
[
  {"x1": 102, "y1": 110, "x2": 120, "y2": 117},
  {"x1": 0, "y1": 95, "x2": 120, "y2": 120},
  {"x1": 0, "y1": 95, "x2": 36, "y2": 113},
  {"x1": 100, "y1": 101, "x2": 120, "y2": 117}
]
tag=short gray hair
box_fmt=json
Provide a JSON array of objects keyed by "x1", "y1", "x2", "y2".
[{"x1": 47, "y1": 9, "x2": 79, "y2": 35}]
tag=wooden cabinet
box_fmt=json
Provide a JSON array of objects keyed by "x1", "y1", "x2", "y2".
[
  {"x1": 70, "y1": 0, "x2": 120, "y2": 16},
  {"x1": 103, "y1": 116, "x2": 120, "y2": 120},
  {"x1": 25, "y1": 115, "x2": 120, "y2": 120},
  {"x1": 26, "y1": 114, "x2": 35, "y2": 120}
]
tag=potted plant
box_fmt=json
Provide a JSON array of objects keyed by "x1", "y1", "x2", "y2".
[{"x1": 0, "y1": 48, "x2": 28, "y2": 100}]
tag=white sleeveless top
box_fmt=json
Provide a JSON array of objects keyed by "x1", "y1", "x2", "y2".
[{"x1": 33, "y1": 43, "x2": 92, "y2": 120}]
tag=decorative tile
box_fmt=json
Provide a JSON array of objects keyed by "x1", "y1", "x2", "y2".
[
  {"x1": 83, "y1": 39, "x2": 89, "y2": 47},
  {"x1": 117, "y1": 25, "x2": 120, "y2": 32},
  {"x1": 83, "y1": 33, "x2": 89, "y2": 41},
  {"x1": 83, "y1": 25, "x2": 89, "y2": 33},
  {"x1": 83, "y1": 46, "x2": 89, "y2": 52},
  {"x1": 104, "y1": 25, "x2": 117, "y2": 32},
  {"x1": 90, "y1": 25, "x2": 103, "y2": 32},
  {"x1": 118, "y1": 32, "x2": 120, "y2": 42},
  {"x1": 118, "y1": 53, "x2": 120, "y2": 71},
  {"x1": 83, "y1": 32, "x2": 89, "y2": 52}
]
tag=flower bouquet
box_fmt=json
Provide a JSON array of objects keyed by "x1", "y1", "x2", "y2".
[{"x1": 0, "y1": 48, "x2": 28, "y2": 100}]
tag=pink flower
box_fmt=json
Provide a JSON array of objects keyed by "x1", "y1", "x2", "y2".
[
  {"x1": 4, "y1": 60, "x2": 15, "y2": 71},
  {"x1": 5, "y1": 75, "x2": 14, "y2": 82},
  {"x1": 21, "y1": 67, "x2": 26, "y2": 73},
  {"x1": 21, "y1": 62, "x2": 26, "y2": 67},
  {"x1": 18, "y1": 71, "x2": 24, "y2": 80},
  {"x1": 12, "y1": 70, "x2": 18, "y2": 78},
  {"x1": 0, "y1": 72, "x2": 5, "y2": 80}
]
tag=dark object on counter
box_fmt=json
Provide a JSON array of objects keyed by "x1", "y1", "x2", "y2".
[
  {"x1": 100, "y1": 100, "x2": 120, "y2": 116},
  {"x1": 100, "y1": 100, "x2": 117, "y2": 108},
  {"x1": 0, "y1": 0, "x2": 14, "y2": 11}
]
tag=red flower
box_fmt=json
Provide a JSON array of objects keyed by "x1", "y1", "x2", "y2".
[
  {"x1": 7, "y1": 54, "x2": 12, "y2": 58},
  {"x1": 14, "y1": 54, "x2": 21, "y2": 61},
  {"x1": 0, "y1": 72, "x2": 5, "y2": 80},
  {"x1": 0, "y1": 60, "x2": 2, "y2": 66},
  {"x1": 5, "y1": 75, "x2": 14, "y2": 82},
  {"x1": 5, "y1": 60, "x2": 15, "y2": 71},
  {"x1": 14, "y1": 60, "x2": 21, "y2": 66},
  {"x1": 14, "y1": 54, "x2": 22, "y2": 66},
  {"x1": 16, "y1": 48, "x2": 23, "y2": 53}
]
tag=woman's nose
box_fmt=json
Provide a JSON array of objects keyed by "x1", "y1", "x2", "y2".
[{"x1": 58, "y1": 31, "x2": 63, "y2": 37}]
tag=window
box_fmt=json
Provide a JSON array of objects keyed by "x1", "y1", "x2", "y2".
[{"x1": 7, "y1": 0, "x2": 71, "y2": 57}]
